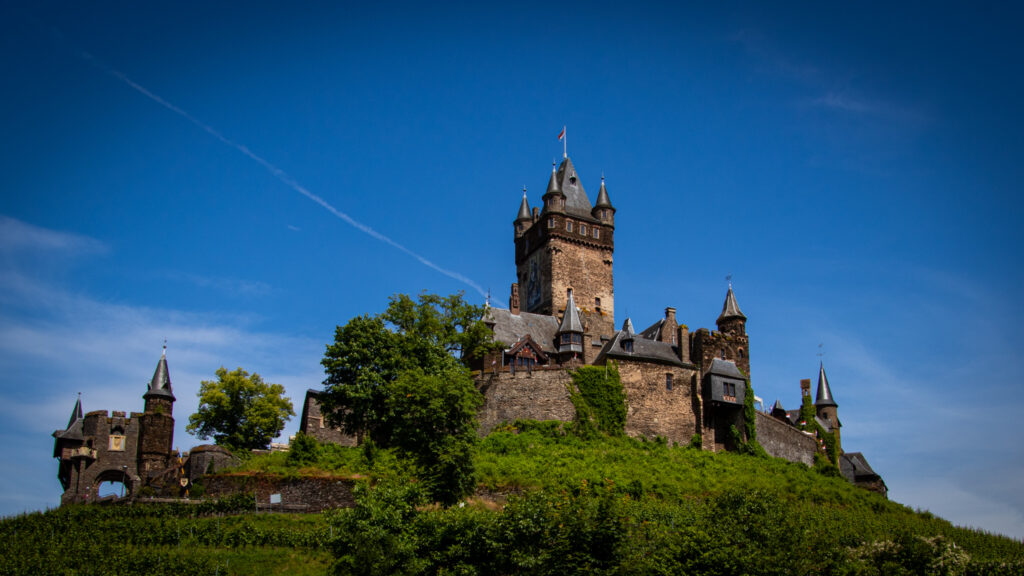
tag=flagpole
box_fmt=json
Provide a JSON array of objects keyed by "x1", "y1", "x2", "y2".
[{"x1": 563, "y1": 125, "x2": 567, "y2": 159}]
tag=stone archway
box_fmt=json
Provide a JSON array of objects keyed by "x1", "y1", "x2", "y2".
[{"x1": 90, "y1": 467, "x2": 134, "y2": 501}]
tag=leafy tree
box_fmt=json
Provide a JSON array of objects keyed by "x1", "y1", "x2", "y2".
[
  {"x1": 186, "y1": 367, "x2": 294, "y2": 451},
  {"x1": 320, "y1": 291, "x2": 490, "y2": 503}
]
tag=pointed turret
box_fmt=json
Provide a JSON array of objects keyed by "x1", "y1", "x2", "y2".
[
  {"x1": 542, "y1": 161, "x2": 565, "y2": 213},
  {"x1": 515, "y1": 187, "x2": 532, "y2": 238},
  {"x1": 716, "y1": 284, "x2": 747, "y2": 336},
  {"x1": 516, "y1": 189, "x2": 531, "y2": 221},
  {"x1": 144, "y1": 346, "x2": 175, "y2": 402},
  {"x1": 620, "y1": 317, "x2": 636, "y2": 353},
  {"x1": 592, "y1": 176, "x2": 616, "y2": 225},
  {"x1": 67, "y1": 393, "x2": 83, "y2": 429},
  {"x1": 556, "y1": 290, "x2": 584, "y2": 357},
  {"x1": 815, "y1": 362, "x2": 837, "y2": 407}
]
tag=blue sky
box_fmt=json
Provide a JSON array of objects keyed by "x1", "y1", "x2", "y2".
[{"x1": 2, "y1": 1, "x2": 1022, "y2": 538}]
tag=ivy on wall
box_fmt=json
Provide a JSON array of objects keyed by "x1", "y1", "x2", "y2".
[
  {"x1": 568, "y1": 363, "x2": 627, "y2": 437},
  {"x1": 798, "y1": 393, "x2": 839, "y2": 466},
  {"x1": 730, "y1": 380, "x2": 768, "y2": 457}
]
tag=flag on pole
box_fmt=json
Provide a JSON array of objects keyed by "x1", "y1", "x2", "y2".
[{"x1": 557, "y1": 126, "x2": 565, "y2": 140}]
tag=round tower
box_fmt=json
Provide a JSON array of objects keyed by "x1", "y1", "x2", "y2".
[{"x1": 138, "y1": 346, "x2": 175, "y2": 478}]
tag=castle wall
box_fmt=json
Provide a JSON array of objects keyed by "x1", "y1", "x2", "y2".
[
  {"x1": 202, "y1": 474, "x2": 356, "y2": 512},
  {"x1": 754, "y1": 412, "x2": 816, "y2": 466},
  {"x1": 476, "y1": 369, "x2": 575, "y2": 433},
  {"x1": 617, "y1": 360, "x2": 702, "y2": 446}
]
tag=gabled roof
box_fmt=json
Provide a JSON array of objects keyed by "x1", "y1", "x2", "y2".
[
  {"x1": 840, "y1": 452, "x2": 881, "y2": 482},
  {"x1": 144, "y1": 347, "x2": 175, "y2": 401},
  {"x1": 596, "y1": 321, "x2": 685, "y2": 367},
  {"x1": 555, "y1": 157, "x2": 595, "y2": 219},
  {"x1": 506, "y1": 334, "x2": 549, "y2": 363},
  {"x1": 815, "y1": 362, "x2": 837, "y2": 407},
  {"x1": 717, "y1": 285, "x2": 746, "y2": 323},
  {"x1": 484, "y1": 307, "x2": 560, "y2": 353},
  {"x1": 771, "y1": 399, "x2": 786, "y2": 413},
  {"x1": 708, "y1": 358, "x2": 746, "y2": 380},
  {"x1": 557, "y1": 291, "x2": 584, "y2": 334}
]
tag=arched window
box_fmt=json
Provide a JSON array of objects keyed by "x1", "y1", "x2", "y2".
[
  {"x1": 720, "y1": 349, "x2": 727, "y2": 360},
  {"x1": 738, "y1": 349, "x2": 745, "y2": 359}
]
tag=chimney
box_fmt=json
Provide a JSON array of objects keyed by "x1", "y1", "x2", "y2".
[
  {"x1": 509, "y1": 283, "x2": 520, "y2": 315},
  {"x1": 678, "y1": 324, "x2": 690, "y2": 364},
  {"x1": 800, "y1": 378, "x2": 811, "y2": 397},
  {"x1": 532, "y1": 207, "x2": 540, "y2": 222},
  {"x1": 660, "y1": 307, "x2": 678, "y2": 344}
]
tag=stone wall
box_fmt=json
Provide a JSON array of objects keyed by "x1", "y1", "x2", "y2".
[
  {"x1": 62, "y1": 411, "x2": 143, "y2": 505},
  {"x1": 202, "y1": 473, "x2": 356, "y2": 512},
  {"x1": 755, "y1": 411, "x2": 816, "y2": 466},
  {"x1": 476, "y1": 368, "x2": 575, "y2": 433},
  {"x1": 300, "y1": 392, "x2": 357, "y2": 446},
  {"x1": 186, "y1": 444, "x2": 240, "y2": 482},
  {"x1": 618, "y1": 360, "x2": 701, "y2": 446}
]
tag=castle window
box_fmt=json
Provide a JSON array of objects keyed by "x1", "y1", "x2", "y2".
[
  {"x1": 109, "y1": 428, "x2": 126, "y2": 451},
  {"x1": 548, "y1": 218, "x2": 555, "y2": 228},
  {"x1": 738, "y1": 349, "x2": 745, "y2": 359},
  {"x1": 517, "y1": 223, "x2": 523, "y2": 233},
  {"x1": 569, "y1": 176, "x2": 577, "y2": 187},
  {"x1": 720, "y1": 349, "x2": 727, "y2": 360},
  {"x1": 580, "y1": 224, "x2": 587, "y2": 235},
  {"x1": 623, "y1": 340, "x2": 634, "y2": 353},
  {"x1": 566, "y1": 220, "x2": 574, "y2": 233},
  {"x1": 593, "y1": 228, "x2": 600, "y2": 239},
  {"x1": 665, "y1": 373, "x2": 673, "y2": 390},
  {"x1": 560, "y1": 198, "x2": 565, "y2": 209},
  {"x1": 594, "y1": 297, "x2": 601, "y2": 307}
]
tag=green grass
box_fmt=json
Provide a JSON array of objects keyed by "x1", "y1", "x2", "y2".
[{"x1": 7, "y1": 425, "x2": 1022, "y2": 575}]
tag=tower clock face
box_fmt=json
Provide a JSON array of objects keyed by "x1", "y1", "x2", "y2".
[{"x1": 526, "y1": 254, "x2": 541, "y2": 310}]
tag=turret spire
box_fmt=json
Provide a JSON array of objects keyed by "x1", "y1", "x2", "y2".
[
  {"x1": 67, "y1": 393, "x2": 83, "y2": 429},
  {"x1": 717, "y1": 284, "x2": 746, "y2": 323},
  {"x1": 144, "y1": 345, "x2": 175, "y2": 401},
  {"x1": 594, "y1": 175, "x2": 613, "y2": 208},
  {"x1": 516, "y1": 187, "x2": 531, "y2": 221},
  {"x1": 815, "y1": 362, "x2": 837, "y2": 407}
]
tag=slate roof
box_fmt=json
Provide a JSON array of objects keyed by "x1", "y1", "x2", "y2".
[
  {"x1": 594, "y1": 177, "x2": 613, "y2": 209},
  {"x1": 840, "y1": 452, "x2": 881, "y2": 482},
  {"x1": 717, "y1": 286, "x2": 746, "y2": 323},
  {"x1": 815, "y1": 362, "x2": 837, "y2": 407},
  {"x1": 67, "y1": 395, "x2": 83, "y2": 429},
  {"x1": 640, "y1": 318, "x2": 665, "y2": 341},
  {"x1": 708, "y1": 358, "x2": 747, "y2": 379},
  {"x1": 544, "y1": 163, "x2": 563, "y2": 198},
  {"x1": 484, "y1": 308, "x2": 560, "y2": 354},
  {"x1": 555, "y1": 157, "x2": 596, "y2": 220},
  {"x1": 516, "y1": 191, "x2": 531, "y2": 221},
  {"x1": 557, "y1": 291, "x2": 584, "y2": 334},
  {"x1": 144, "y1": 348, "x2": 175, "y2": 401},
  {"x1": 596, "y1": 317, "x2": 685, "y2": 366}
]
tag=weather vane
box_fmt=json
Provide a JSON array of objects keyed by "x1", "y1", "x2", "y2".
[
  {"x1": 725, "y1": 273, "x2": 733, "y2": 287},
  {"x1": 817, "y1": 343, "x2": 825, "y2": 359}
]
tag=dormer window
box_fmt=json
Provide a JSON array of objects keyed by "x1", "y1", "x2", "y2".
[
  {"x1": 569, "y1": 176, "x2": 577, "y2": 187},
  {"x1": 623, "y1": 340, "x2": 634, "y2": 353}
]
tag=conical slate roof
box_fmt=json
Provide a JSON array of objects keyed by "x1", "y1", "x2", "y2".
[
  {"x1": 67, "y1": 394, "x2": 83, "y2": 429},
  {"x1": 557, "y1": 291, "x2": 584, "y2": 334},
  {"x1": 717, "y1": 285, "x2": 746, "y2": 323},
  {"x1": 516, "y1": 191, "x2": 531, "y2": 221},
  {"x1": 544, "y1": 162, "x2": 563, "y2": 198},
  {"x1": 144, "y1": 347, "x2": 175, "y2": 401},
  {"x1": 594, "y1": 177, "x2": 613, "y2": 209},
  {"x1": 771, "y1": 399, "x2": 785, "y2": 413},
  {"x1": 815, "y1": 362, "x2": 837, "y2": 407}
]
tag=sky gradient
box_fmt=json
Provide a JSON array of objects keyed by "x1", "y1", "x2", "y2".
[{"x1": 1, "y1": 2, "x2": 1022, "y2": 538}]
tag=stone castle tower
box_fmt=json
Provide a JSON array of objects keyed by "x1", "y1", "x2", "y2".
[
  {"x1": 52, "y1": 348, "x2": 177, "y2": 503},
  {"x1": 513, "y1": 157, "x2": 616, "y2": 363}
]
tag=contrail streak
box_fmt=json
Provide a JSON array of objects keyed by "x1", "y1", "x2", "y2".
[{"x1": 80, "y1": 52, "x2": 486, "y2": 298}]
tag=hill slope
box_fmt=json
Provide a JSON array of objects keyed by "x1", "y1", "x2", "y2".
[{"x1": 5, "y1": 426, "x2": 1022, "y2": 575}]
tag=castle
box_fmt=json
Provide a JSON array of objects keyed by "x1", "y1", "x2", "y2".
[
  {"x1": 52, "y1": 347, "x2": 235, "y2": 504},
  {"x1": 54, "y1": 153, "x2": 884, "y2": 502},
  {"x1": 302, "y1": 153, "x2": 884, "y2": 495}
]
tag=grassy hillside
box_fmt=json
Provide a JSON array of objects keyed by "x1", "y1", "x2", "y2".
[{"x1": 5, "y1": 424, "x2": 1022, "y2": 575}]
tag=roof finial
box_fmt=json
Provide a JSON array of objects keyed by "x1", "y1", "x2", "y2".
[
  {"x1": 485, "y1": 289, "x2": 491, "y2": 308},
  {"x1": 162, "y1": 339, "x2": 167, "y2": 357},
  {"x1": 522, "y1": 185, "x2": 527, "y2": 198},
  {"x1": 725, "y1": 273, "x2": 733, "y2": 288}
]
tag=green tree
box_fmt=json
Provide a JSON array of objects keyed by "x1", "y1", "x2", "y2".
[
  {"x1": 320, "y1": 291, "x2": 491, "y2": 503},
  {"x1": 186, "y1": 367, "x2": 294, "y2": 451}
]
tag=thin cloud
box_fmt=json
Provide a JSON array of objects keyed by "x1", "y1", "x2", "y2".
[
  {"x1": 165, "y1": 271, "x2": 273, "y2": 298},
  {"x1": 0, "y1": 215, "x2": 108, "y2": 255},
  {"x1": 78, "y1": 51, "x2": 486, "y2": 298}
]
